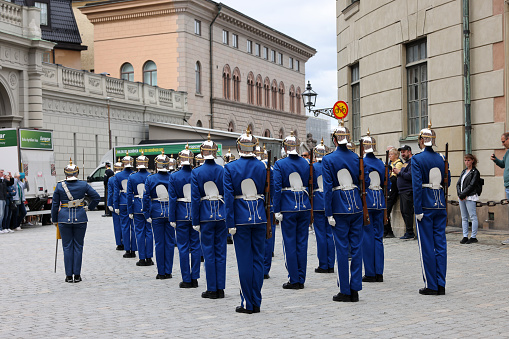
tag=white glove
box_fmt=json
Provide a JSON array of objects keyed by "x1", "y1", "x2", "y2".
[
  {"x1": 170, "y1": 222, "x2": 177, "y2": 228},
  {"x1": 416, "y1": 213, "x2": 424, "y2": 221},
  {"x1": 108, "y1": 206, "x2": 113, "y2": 212},
  {"x1": 114, "y1": 209, "x2": 119, "y2": 214},
  {"x1": 275, "y1": 213, "x2": 283, "y2": 222},
  {"x1": 328, "y1": 216, "x2": 336, "y2": 227},
  {"x1": 129, "y1": 214, "x2": 134, "y2": 219},
  {"x1": 193, "y1": 225, "x2": 200, "y2": 232},
  {"x1": 84, "y1": 206, "x2": 89, "y2": 212},
  {"x1": 229, "y1": 227, "x2": 237, "y2": 236},
  {"x1": 146, "y1": 218, "x2": 152, "y2": 223}
]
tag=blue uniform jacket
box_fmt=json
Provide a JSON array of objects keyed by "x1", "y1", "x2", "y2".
[
  {"x1": 127, "y1": 170, "x2": 150, "y2": 214},
  {"x1": 224, "y1": 157, "x2": 267, "y2": 229},
  {"x1": 191, "y1": 159, "x2": 225, "y2": 224},
  {"x1": 322, "y1": 145, "x2": 363, "y2": 216},
  {"x1": 113, "y1": 168, "x2": 133, "y2": 209},
  {"x1": 412, "y1": 146, "x2": 451, "y2": 214},
  {"x1": 313, "y1": 160, "x2": 324, "y2": 212},
  {"x1": 107, "y1": 175, "x2": 117, "y2": 208},
  {"x1": 51, "y1": 180, "x2": 100, "y2": 223},
  {"x1": 169, "y1": 166, "x2": 193, "y2": 223},
  {"x1": 273, "y1": 154, "x2": 311, "y2": 214},
  {"x1": 143, "y1": 172, "x2": 170, "y2": 219},
  {"x1": 364, "y1": 153, "x2": 387, "y2": 210}
]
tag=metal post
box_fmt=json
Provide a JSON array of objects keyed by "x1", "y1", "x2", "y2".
[{"x1": 463, "y1": 0, "x2": 471, "y2": 154}]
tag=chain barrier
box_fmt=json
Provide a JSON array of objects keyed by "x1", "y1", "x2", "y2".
[{"x1": 448, "y1": 199, "x2": 509, "y2": 207}]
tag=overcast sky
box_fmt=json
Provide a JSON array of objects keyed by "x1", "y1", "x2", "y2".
[{"x1": 220, "y1": 0, "x2": 338, "y2": 115}]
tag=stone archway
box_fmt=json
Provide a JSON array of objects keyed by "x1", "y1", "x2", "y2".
[{"x1": 0, "y1": 79, "x2": 13, "y2": 116}]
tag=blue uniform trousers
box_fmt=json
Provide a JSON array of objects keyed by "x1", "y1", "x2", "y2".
[
  {"x1": 263, "y1": 220, "x2": 276, "y2": 276},
  {"x1": 133, "y1": 213, "x2": 153, "y2": 260},
  {"x1": 119, "y1": 205, "x2": 137, "y2": 252},
  {"x1": 152, "y1": 217, "x2": 175, "y2": 275},
  {"x1": 416, "y1": 209, "x2": 447, "y2": 291},
  {"x1": 59, "y1": 222, "x2": 87, "y2": 276},
  {"x1": 176, "y1": 220, "x2": 201, "y2": 283},
  {"x1": 314, "y1": 211, "x2": 335, "y2": 270},
  {"x1": 362, "y1": 210, "x2": 384, "y2": 277},
  {"x1": 281, "y1": 210, "x2": 310, "y2": 284},
  {"x1": 200, "y1": 220, "x2": 227, "y2": 291},
  {"x1": 233, "y1": 223, "x2": 266, "y2": 311},
  {"x1": 331, "y1": 213, "x2": 363, "y2": 295},
  {"x1": 112, "y1": 212, "x2": 122, "y2": 246}
]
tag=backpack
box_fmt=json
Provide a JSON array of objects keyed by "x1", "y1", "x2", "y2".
[{"x1": 476, "y1": 176, "x2": 484, "y2": 196}]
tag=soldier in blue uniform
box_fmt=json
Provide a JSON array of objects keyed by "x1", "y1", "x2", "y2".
[
  {"x1": 412, "y1": 123, "x2": 450, "y2": 295},
  {"x1": 361, "y1": 130, "x2": 386, "y2": 283},
  {"x1": 170, "y1": 145, "x2": 200, "y2": 288},
  {"x1": 225, "y1": 129, "x2": 268, "y2": 314},
  {"x1": 143, "y1": 152, "x2": 175, "y2": 279},
  {"x1": 114, "y1": 153, "x2": 137, "y2": 258},
  {"x1": 52, "y1": 158, "x2": 100, "y2": 283},
  {"x1": 224, "y1": 148, "x2": 236, "y2": 246},
  {"x1": 107, "y1": 159, "x2": 123, "y2": 250},
  {"x1": 191, "y1": 134, "x2": 227, "y2": 299},
  {"x1": 322, "y1": 121, "x2": 363, "y2": 302},
  {"x1": 312, "y1": 139, "x2": 335, "y2": 274},
  {"x1": 127, "y1": 152, "x2": 153, "y2": 267},
  {"x1": 273, "y1": 131, "x2": 311, "y2": 289}
]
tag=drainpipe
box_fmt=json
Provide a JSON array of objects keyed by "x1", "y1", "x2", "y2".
[
  {"x1": 463, "y1": 0, "x2": 471, "y2": 154},
  {"x1": 209, "y1": 4, "x2": 222, "y2": 129}
]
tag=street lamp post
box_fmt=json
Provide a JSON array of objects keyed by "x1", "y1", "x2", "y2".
[
  {"x1": 106, "y1": 97, "x2": 112, "y2": 150},
  {"x1": 302, "y1": 81, "x2": 335, "y2": 118}
]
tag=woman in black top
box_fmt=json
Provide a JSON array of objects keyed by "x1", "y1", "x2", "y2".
[{"x1": 456, "y1": 154, "x2": 480, "y2": 244}]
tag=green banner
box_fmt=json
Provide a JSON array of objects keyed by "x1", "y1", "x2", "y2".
[
  {"x1": 19, "y1": 129, "x2": 53, "y2": 150},
  {"x1": 0, "y1": 129, "x2": 18, "y2": 147},
  {"x1": 115, "y1": 142, "x2": 222, "y2": 157}
]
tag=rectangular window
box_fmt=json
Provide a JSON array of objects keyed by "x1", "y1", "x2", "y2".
[
  {"x1": 351, "y1": 64, "x2": 360, "y2": 142},
  {"x1": 270, "y1": 50, "x2": 276, "y2": 62},
  {"x1": 296, "y1": 60, "x2": 300, "y2": 72},
  {"x1": 232, "y1": 34, "x2": 238, "y2": 48},
  {"x1": 42, "y1": 51, "x2": 51, "y2": 63},
  {"x1": 289, "y1": 57, "x2": 293, "y2": 69},
  {"x1": 222, "y1": 30, "x2": 229, "y2": 45},
  {"x1": 255, "y1": 43, "x2": 260, "y2": 57},
  {"x1": 278, "y1": 52, "x2": 283, "y2": 65},
  {"x1": 194, "y1": 20, "x2": 201, "y2": 35},
  {"x1": 247, "y1": 40, "x2": 252, "y2": 54},
  {"x1": 35, "y1": 2, "x2": 48, "y2": 26},
  {"x1": 406, "y1": 39, "x2": 428, "y2": 135},
  {"x1": 263, "y1": 47, "x2": 268, "y2": 60}
]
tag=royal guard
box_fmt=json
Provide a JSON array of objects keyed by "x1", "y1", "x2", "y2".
[
  {"x1": 195, "y1": 153, "x2": 205, "y2": 167},
  {"x1": 52, "y1": 158, "x2": 100, "y2": 283},
  {"x1": 312, "y1": 139, "x2": 335, "y2": 274},
  {"x1": 361, "y1": 130, "x2": 386, "y2": 283},
  {"x1": 224, "y1": 128, "x2": 267, "y2": 314},
  {"x1": 224, "y1": 148, "x2": 236, "y2": 164},
  {"x1": 107, "y1": 159, "x2": 124, "y2": 250},
  {"x1": 412, "y1": 123, "x2": 450, "y2": 295},
  {"x1": 169, "y1": 144, "x2": 200, "y2": 288},
  {"x1": 191, "y1": 134, "x2": 227, "y2": 299},
  {"x1": 322, "y1": 120, "x2": 363, "y2": 302},
  {"x1": 114, "y1": 153, "x2": 137, "y2": 258},
  {"x1": 127, "y1": 152, "x2": 153, "y2": 267},
  {"x1": 273, "y1": 131, "x2": 311, "y2": 289}
]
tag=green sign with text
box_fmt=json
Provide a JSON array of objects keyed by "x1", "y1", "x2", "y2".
[
  {"x1": 0, "y1": 129, "x2": 18, "y2": 147},
  {"x1": 19, "y1": 129, "x2": 53, "y2": 150}
]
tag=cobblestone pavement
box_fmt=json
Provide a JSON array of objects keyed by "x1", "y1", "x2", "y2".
[{"x1": 1, "y1": 210, "x2": 509, "y2": 338}]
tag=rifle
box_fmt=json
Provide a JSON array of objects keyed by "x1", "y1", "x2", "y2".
[
  {"x1": 265, "y1": 150, "x2": 272, "y2": 239},
  {"x1": 54, "y1": 223, "x2": 61, "y2": 273},
  {"x1": 359, "y1": 140, "x2": 370, "y2": 226},
  {"x1": 444, "y1": 143, "x2": 449, "y2": 225},
  {"x1": 309, "y1": 148, "x2": 314, "y2": 225},
  {"x1": 383, "y1": 150, "x2": 390, "y2": 225}
]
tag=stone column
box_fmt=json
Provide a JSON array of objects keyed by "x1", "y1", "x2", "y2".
[{"x1": 27, "y1": 70, "x2": 43, "y2": 128}]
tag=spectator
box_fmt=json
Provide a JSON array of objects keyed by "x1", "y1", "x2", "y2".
[
  {"x1": 457, "y1": 154, "x2": 480, "y2": 244},
  {"x1": 384, "y1": 148, "x2": 404, "y2": 238},
  {"x1": 0, "y1": 169, "x2": 14, "y2": 233},
  {"x1": 302, "y1": 151, "x2": 310, "y2": 161},
  {"x1": 491, "y1": 132, "x2": 509, "y2": 245},
  {"x1": 3, "y1": 174, "x2": 16, "y2": 233},
  {"x1": 393, "y1": 145, "x2": 415, "y2": 240},
  {"x1": 103, "y1": 162, "x2": 114, "y2": 216},
  {"x1": 11, "y1": 173, "x2": 27, "y2": 231}
]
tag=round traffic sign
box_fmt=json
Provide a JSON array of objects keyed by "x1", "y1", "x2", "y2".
[{"x1": 333, "y1": 101, "x2": 349, "y2": 120}]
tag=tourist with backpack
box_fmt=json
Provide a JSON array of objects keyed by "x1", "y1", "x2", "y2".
[{"x1": 456, "y1": 154, "x2": 481, "y2": 244}]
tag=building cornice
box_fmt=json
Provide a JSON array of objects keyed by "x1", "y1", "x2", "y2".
[{"x1": 86, "y1": 7, "x2": 186, "y2": 23}]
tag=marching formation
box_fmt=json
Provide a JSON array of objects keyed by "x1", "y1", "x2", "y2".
[{"x1": 51, "y1": 122, "x2": 450, "y2": 313}]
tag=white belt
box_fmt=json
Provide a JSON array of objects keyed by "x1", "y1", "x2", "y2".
[
  {"x1": 63, "y1": 199, "x2": 84, "y2": 208},
  {"x1": 134, "y1": 195, "x2": 142, "y2": 198},
  {"x1": 282, "y1": 187, "x2": 307, "y2": 192},
  {"x1": 332, "y1": 184, "x2": 357, "y2": 191},
  {"x1": 314, "y1": 188, "x2": 323, "y2": 193},
  {"x1": 235, "y1": 194, "x2": 264, "y2": 201},
  {"x1": 152, "y1": 198, "x2": 169, "y2": 202},
  {"x1": 422, "y1": 183, "x2": 442, "y2": 189},
  {"x1": 368, "y1": 185, "x2": 382, "y2": 190},
  {"x1": 120, "y1": 190, "x2": 127, "y2": 193},
  {"x1": 201, "y1": 195, "x2": 223, "y2": 201},
  {"x1": 177, "y1": 198, "x2": 191, "y2": 202}
]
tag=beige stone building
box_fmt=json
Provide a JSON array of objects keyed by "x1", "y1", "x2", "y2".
[
  {"x1": 337, "y1": 0, "x2": 508, "y2": 230},
  {"x1": 80, "y1": 0, "x2": 316, "y2": 139}
]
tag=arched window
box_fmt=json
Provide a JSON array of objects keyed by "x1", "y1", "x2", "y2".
[
  {"x1": 195, "y1": 61, "x2": 201, "y2": 94},
  {"x1": 296, "y1": 87, "x2": 302, "y2": 114},
  {"x1": 256, "y1": 75, "x2": 263, "y2": 106},
  {"x1": 264, "y1": 77, "x2": 270, "y2": 108},
  {"x1": 233, "y1": 67, "x2": 240, "y2": 101},
  {"x1": 121, "y1": 63, "x2": 134, "y2": 81},
  {"x1": 143, "y1": 60, "x2": 157, "y2": 86},
  {"x1": 264, "y1": 129, "x2": 271, "y2": 138},
  {"x1": 228, "y1": 121, "x2": 235, "y2": 132},
  {"x1": 271, "y1": 79, "x2": 278, "y2": 110},
  {"x1": 196, "y1": 120, "x2": 203, "y2": 127},
  {"x1": 278, "y1": 128, "x2": 284, "y2": 139},
  {"x1": 248, "y1": 123, "x2": 254, "y2": 134},
  {"x1": 247, "y1": 72, "x2": 255, "y2": 105},
  {"x1": 279, "y1": 82, "x2": 285, "y2": 111},
  {"x1": 289, "y1": 85, "x2": 295, "y2": 113},
  {"x1": 223, "y1": 65, "x2": 231, "y2": 100}
]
